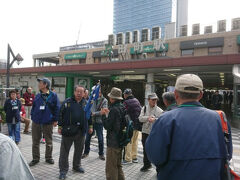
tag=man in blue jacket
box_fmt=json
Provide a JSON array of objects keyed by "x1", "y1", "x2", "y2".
[
  {"x1": 146, "y1": 74, "x2": 232, "y2": 180},
  {"x1": 29, "y1": 78, "x2": 60, "y2": 167}
]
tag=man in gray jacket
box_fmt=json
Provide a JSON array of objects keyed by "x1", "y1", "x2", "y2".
[
  {"x1": 0, "y1": 133, "x2": 35, "y2": 180},
  {"x1": 82, "y1": 89, "x2": 108, "y2": 160},
  {"x1": 139, "y1": 93, "x2": 163, "y2": 172}
]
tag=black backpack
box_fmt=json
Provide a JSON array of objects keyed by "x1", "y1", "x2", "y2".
[{"x1": 118, "y1": 108, "x2": 134, "y2": 147}]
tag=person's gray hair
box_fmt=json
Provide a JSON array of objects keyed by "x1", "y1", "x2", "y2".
[
  {"x1": 74, "y1": 85, "x2": 85, "y2": 91},
  {"x1": 176, "y1": 90, "x2": 200, "y2": 100},
  {"x1": 162, "y1": 92, "x2": 176, "y2": 104}
]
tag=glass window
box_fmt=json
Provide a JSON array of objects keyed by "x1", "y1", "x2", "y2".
[
  {"x1": 208, "y1": 47, "x2": 223, "y2": 55},
  {"x1": 66, "y1": 60, "x2": 72, "y2": 64},
  {"x1": 181, "y1": 49, "x2": 194, "y2": 56},
  {"x1": 79, "y1": 59, "x2": 86, "y2": 64}
]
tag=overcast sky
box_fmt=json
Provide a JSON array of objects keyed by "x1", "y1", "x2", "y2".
[{"x1": 0, "y1": 0, "x2": 239, "y2": 67}]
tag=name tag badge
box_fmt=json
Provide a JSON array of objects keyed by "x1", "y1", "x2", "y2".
[
  {"x1": 40, "y1": 106, "x2": 45, "y2": 110},
  {"x1": 12, "y1": 106, "x2": 18, "y2": 110}
]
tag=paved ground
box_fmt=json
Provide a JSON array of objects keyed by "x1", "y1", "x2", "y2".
[{"x1": 1, "y1": 124, "x2": 240, "y2": 180}]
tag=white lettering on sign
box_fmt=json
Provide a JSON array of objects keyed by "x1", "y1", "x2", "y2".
[{"x1": 194, "y1": 41, "x2": 208, "y2": 46}]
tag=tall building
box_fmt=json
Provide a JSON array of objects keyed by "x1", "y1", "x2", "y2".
[
  {"x1": 113, "y1": 0, "x2": 188, "y2": 38},
  {"x1": 0, "y1": 59, "x2": 7, "y2": 69}
]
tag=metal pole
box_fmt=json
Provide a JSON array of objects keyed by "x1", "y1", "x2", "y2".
[{"x1": 6, "y1": 44, "x2": 10, "y2": 89}]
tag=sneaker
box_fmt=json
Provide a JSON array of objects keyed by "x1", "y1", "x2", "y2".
[
  {"x1": 73, "y1": 167, "x2": 85, "y2": 173},
  {"x1": 140, "y1": 165, "x2": 152, "y2": 172},
  {"x1": 23, "y1": 131, "x2": 31, "y2": 134},
  {"x1": 132, "y1": 158, "x2": 138, "y2": 163},
  {"x1": 29, "y1": 160, "x2": 39, "y2": 167},
  {"x1": 59, "y1": 173, "x2": 66, "y2": 180},
  {"x1": 46, "y1": 159, "x2": 54, "y2": 164},
  {"x1": 122, "y1": 160, "x2": 132, "y2": 165},
  {"x1": 41, "y1": 138, "x2": 46, "y2": 144},
  {"x1": 99, "y1": 155, "x2": 105, "y2": 161},
  {"x1": 81, "y1": 154, "x2": 89, "y2": 159}
]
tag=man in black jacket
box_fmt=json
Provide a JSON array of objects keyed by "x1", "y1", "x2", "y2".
[
  {"x1": 122, "y1": 89, "x2": 142, "y2": 164},
  {"x1": 58, "y1": 85, "x2": 93, "y2": 180},
  {"x1": 101, "y1": 87, "x2": 125, "y2": 180}
]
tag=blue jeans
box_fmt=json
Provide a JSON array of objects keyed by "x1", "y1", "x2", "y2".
[
  {"x1": 7, "y1": 122, "x2": 21, "y2": 143},
  {"x1": 84, "y1": 123, "x2": 104, "y2": 156}
]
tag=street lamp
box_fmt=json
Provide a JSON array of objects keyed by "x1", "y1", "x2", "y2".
[{"x1": 6, "y1": 44, "x2": 24, "y2": 89}]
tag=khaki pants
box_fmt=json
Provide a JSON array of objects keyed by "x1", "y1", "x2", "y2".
[
  {"x1": 32, "y1": 121, "x2": 53, "y2": 161},
  {"x1": 21, "y1": 117, "x2": 30, "y2": 133},
  {"x1": 125, "y1": 130, "x2": 139, "y2": 162},
  {"x1": 25, "y1": 106, "x2": 32, "y2": 119},
  {"x1": 106, "y1": 147, "x2": 125, "y2": 180}
]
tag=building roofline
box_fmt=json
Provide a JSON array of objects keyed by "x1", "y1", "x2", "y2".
[{"x1": 0, "y1": 54, "x2": 239, "y2": 75}]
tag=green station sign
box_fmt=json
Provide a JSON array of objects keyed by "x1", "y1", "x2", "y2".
[
  {"x1": 130, "y1": 43, "x2": 169, "y2": 55},
  {"x1": 64, "y1": 52, "x2": 87, "y2": 60}
]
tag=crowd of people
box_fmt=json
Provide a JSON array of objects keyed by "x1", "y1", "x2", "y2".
[{"x1": 0, "y1": 74, "x2": 234, "y2": 180}]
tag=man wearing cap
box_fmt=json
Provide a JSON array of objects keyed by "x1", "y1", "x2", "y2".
[
  {"x1": 29, "y1": 78, "x2": 60, "y2": 167},
  {"x1": 139, "y1": 93, "x2": 163, "y2": 172},
  {"x1": 146, "y1": 74, "x2": 232, "y2": 180},
  {"x1": 101, "y1": 87, "x2": 125, "y2": 180},
  {"x1": 23, "y1": 87, "x2": 35, "y2": 132},
  {"x1": 122, "y1": 89, "x2": 142, "y2": 165}
]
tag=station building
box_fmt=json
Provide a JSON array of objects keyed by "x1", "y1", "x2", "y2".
[{"x1": 1, "y1": 19, "x2": 240, "y2": 126}]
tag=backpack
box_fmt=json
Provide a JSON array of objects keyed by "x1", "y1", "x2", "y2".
[
  {"x1": 118, "y1": 108, "x2": 134, "y2": 148},
  {"x1": 216, "y1": 111, "x2": 240, "y2": 180}
]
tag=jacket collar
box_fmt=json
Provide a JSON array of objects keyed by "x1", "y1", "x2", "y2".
[
  {"x1": 126, "y1": 95, "x2": 134, "y2": 100},
  {"x1": 179, "y1": 101, "x2": 203, "y2": 107},
  {"x1": 110, "y1": 100, "x2": 121, "y2": 107},
  {"x1": 71, "y1": 96, "x2": 84, "y2": 104}
]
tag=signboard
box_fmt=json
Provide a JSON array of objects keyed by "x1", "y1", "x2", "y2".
[
  {"x1": 64, "y1": 52, "x2": 87, "y2": 60},
  {"x1": 93, "y1": 49, "x2": 118, "y2": 58},
  {"x1": 111, "y1": 75, "x2": 145, "y2": 81},
  {"x1": 180, "y1": 37, "x2": 224, "y2": 50},
  {"x1": 130, "y1": 44, "x2": 169, "y2": 55}
]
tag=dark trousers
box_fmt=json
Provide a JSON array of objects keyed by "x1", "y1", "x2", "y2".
[
  {"x1": 142, "y1": 133, "x2": 151, "y2": 167},
  {"x1": 59, "y1": 130, "x2": 85, "y2": 174},
  {"x1": 106, "y1": 147, "x2": 125, "y2": 180},
  {"x1": 32, "y1": 122, "x2": 53, "y2": 161},
  {"x1": 84, "y1": 123, "x2": 104, "y2": 156}
]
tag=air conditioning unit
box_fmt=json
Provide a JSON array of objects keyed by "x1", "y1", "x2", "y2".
[
  {"x1": 192, "y1": 24, "x2": 200, "y2": 35},
  {"x1": 152, "y1": 27, "x2": 161, "y2": 40},
  {"x1": 217, "y1": 20, "x2": 226, "y2": 32},
  {"x1": 165, "y1": 22, "x2": 176, "y2": 39},
  {"x1": 232, "y1": 18, "x2": 240, "y2": 30},
  {"x1": 108, "y1": 34, "x2": 116, "y2": 46},
  {"x1": 116, "y1": 33, "x2": 125, "y2": 45},
  {"x1": 180, "y1": 25, "x2": 188, "y2": 36},
  {"x1": 141, "y1": 28, "x2": 150, "y2": 42},
  {"x1": 204, "y1": 26, "x2": 212, "y2": 34},
  {"x1": 133, "y1": 30, "x2": 140, "y2": 43},
  {"x1": 125, "y1": 31, "x2": 132, "y2": 44}
]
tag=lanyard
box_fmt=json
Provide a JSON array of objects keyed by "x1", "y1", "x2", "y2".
[
  {"x1": 41, "y1": 91, "x2": 52, "y2": 105},
  {"x1": 178, "y1": 104, "x2": 203, "y2": 108}
]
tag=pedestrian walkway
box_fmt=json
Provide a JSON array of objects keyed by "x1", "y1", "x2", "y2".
[{"x1": 1, "y1": 124, "x2": 240, "y2": 179}]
